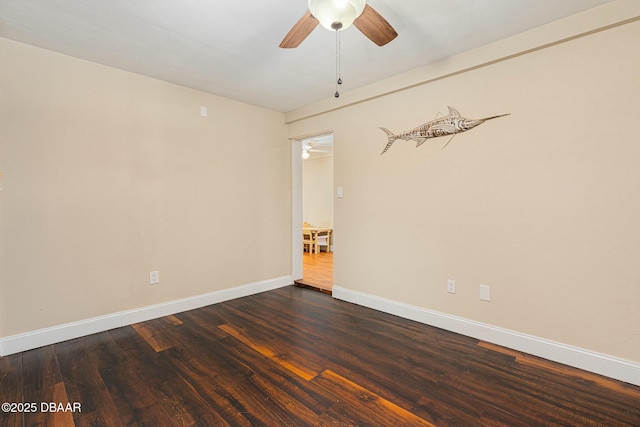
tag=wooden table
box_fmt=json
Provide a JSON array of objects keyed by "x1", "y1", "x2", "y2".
[{"x1": 303, "y1": 227, "x2": 332, "y2": 254}]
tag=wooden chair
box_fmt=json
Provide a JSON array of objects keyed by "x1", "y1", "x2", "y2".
[
  {"x1": 302, "y1": 228, "x2": 316, "y2": 253},
  {"x1": 316, "y1": 229, "x2": 332, "y2": 252}
]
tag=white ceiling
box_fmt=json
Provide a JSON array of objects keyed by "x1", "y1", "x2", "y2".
[{"x1": 0, "y1": 0, "x2": 615, "y2": 112}]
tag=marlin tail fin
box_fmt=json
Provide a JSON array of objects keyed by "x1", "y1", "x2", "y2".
[{"x1": 379, "y1": 127, "x2": 398, "y2": 155}]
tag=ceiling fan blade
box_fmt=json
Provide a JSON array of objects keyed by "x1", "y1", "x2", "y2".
[
  {"x1": 279, "y1": 11, "x2": 319, "y2": 48},
  {"x1": 353, "y1": 4, "x2": 398, "y2": 47}
]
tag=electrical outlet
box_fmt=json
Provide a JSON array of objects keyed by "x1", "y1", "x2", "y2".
[
  {"x1": 149, "y1": 271, "x2": 160, "y2": 285},
  {"x1": 447, "y1": 279, "x2": 456, "y2": 294},
  {"x1": 480, "y1": 285, "x2": 491, "y2": 301}
]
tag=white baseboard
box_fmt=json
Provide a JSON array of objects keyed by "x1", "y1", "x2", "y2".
[
  {"x1": 0, "y1": 276, "x2": 292, "y2": 357},
  {"x1": 332, "y1": 285, "x2": 640, "y2": 387}
]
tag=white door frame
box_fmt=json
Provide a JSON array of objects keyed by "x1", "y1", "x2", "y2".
[
  {"x1": 291, "y1": 132, "x2": 334, "y2": 282},
  {"x1": 291, "y1": 138, "x2": 303, "y2": 281}
]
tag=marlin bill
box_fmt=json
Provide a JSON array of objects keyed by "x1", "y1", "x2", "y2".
[{"x1": 379, "y1": 106, "x2": 509, "y2": 155}]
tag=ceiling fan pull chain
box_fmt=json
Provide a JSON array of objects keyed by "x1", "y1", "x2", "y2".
[
  {"x1": 337, "y1": 29, "x2": 342, "y2": 86},
  {"x1": 335, "y1": 29, "x2": 341, "y2": 98}
]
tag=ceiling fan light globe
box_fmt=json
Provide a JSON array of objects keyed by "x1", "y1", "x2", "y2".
[{"x1": 308, "y1": 0, "x2": 366, "y2": 32}]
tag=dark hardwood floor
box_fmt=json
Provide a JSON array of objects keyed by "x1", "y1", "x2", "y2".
[{"x1": 1, "y1": 286, "x2": 639, "y2": 426}]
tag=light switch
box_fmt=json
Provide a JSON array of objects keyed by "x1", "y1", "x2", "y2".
[
  {"x1": 480, "y1": 285, "x2": 491, "y2": 301},
  {"x1": 336, "y1": 187, "x2": 343, "y2": 198},
  {"x1": 447, "y1": 279, "x2": 456, "y2": 294},
  {"x1": 200, "y1": 106, "x2": 208, "y2": 117},
  {"x1": 150, "y1": 271, "x2": 160, "y2": 285}
]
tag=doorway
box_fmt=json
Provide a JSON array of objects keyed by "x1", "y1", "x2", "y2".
[{"x1": 293, "y1": 133, "x2": 334, "y2": 293}]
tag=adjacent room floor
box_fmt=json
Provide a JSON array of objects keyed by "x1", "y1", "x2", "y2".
[
  {"x1": 1, "y1": 286, "x2": 639, "y2": 426},
  {"x1": 295, "y1": 250, "x2": 333, "y2": 293}
]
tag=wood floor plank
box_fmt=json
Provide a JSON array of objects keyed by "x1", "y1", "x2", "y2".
[
  {"x1": 210, "y1": 299, "x2": 334, "y2": 378},
  {"x1": 145, "y1": 314, "x2": 285, "y2": 425},
  {"x1": 20, "y1": 346, "x2": 77, "y2": 427},
  {"x1": 166, "y1": 339, "x2": 308, "y2": 426},
  {"x1": 132, "y1": 315, "x2": 184, "y2": 353},
  {"x1": 160, "y1": 345, "x2": 257, "y2": 426},
  {"x1": 109, "y1": 326, "x2": 227, "y2": 426},
  {"x1": 23, "y1": 384, "x2": 77, "y2": 427},
  {"x1": 219, "y1": 335, "x2": 335, "y2": 417},
  {"x1": 0, "y1": 353, "x2": 23, "y2": 427},
  {"x1": 167, "y1": 316, "x2": 335, "y2": 425},
  {"x1": 213, "y1": 340, "x2": 331, "y2": 425},
  {"x1": 314, "y1": 369, "x2": 435, "y2": 426},
  {"x1": 3, "y1": 286, "x2": 639, "y2": 426},
  {"x1": 55, "y1": 336, "x2": 125, "y2": 427},
  {"x1": 108, "y1": 326, "x2": 179, "y2": 385},
  {"x1": 21, "y1": 345, "x2": 63, "y2": 394},
  {"x1": 218, "y1": 323, "x2": 320, "y2": 381},
  {"x1": 46, "y1": 382, "x2": 76, "y2": 427},
  {"x1": 98, "y1": 360, "x2": 178, "y2": 426},
  {"x1": 152, "y1": 383, "x2": 223, "y2": 426}
]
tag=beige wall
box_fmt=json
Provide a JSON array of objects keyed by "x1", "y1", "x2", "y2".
[
  {"x1": 303, "y1": 155, "x2": 334, "y2": 228},
  {"x1": 0, "y1": 38, "x2": 290, "y2": 337},
  {"x1": 288, "y1": 9, "x2": 640, "y2": 362}
]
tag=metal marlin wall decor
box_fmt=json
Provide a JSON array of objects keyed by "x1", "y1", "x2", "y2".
[{"x1": 379, "y1": 106, "x2": 509, "y2": 155}]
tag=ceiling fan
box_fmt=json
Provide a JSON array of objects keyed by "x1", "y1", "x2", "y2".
[
  {"x1": 302, "y1": 139, "x2": 332, "y2": 158},
  {"x1": 305, "y1": 140, "x2": 331, "y2": 152},
  {"x1": 280, "y1": 0, "x2": 398, "y2": 48}
]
